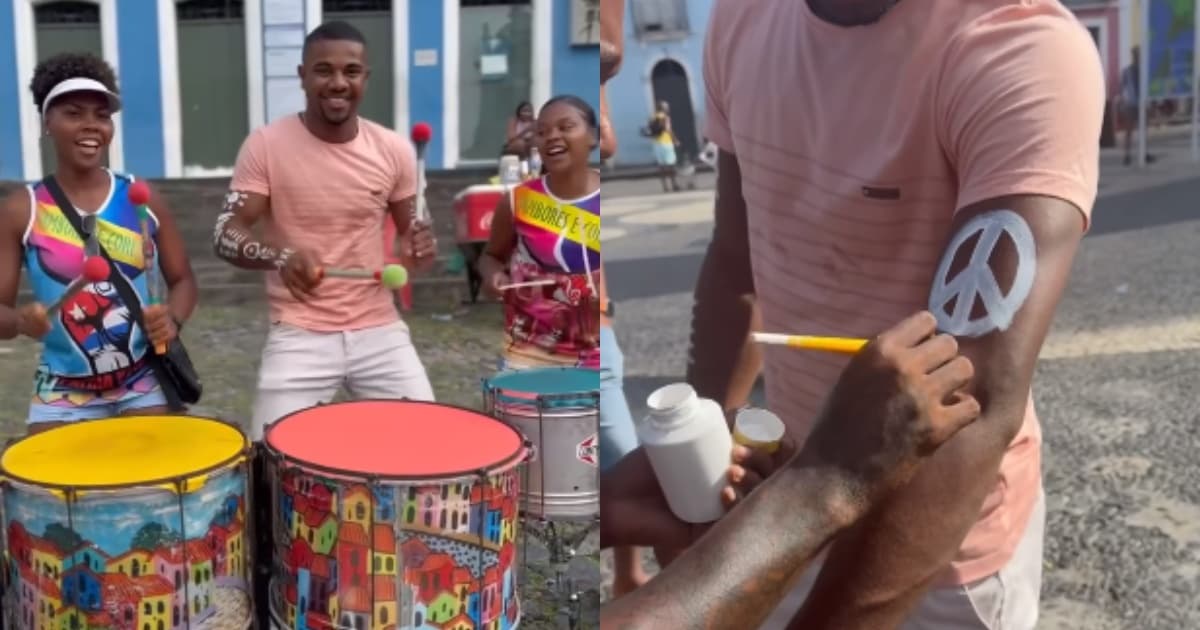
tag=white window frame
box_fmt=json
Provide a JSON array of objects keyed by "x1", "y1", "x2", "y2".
[{"x1": 629, "y1": 0, "x2": 689, "y2": 42}]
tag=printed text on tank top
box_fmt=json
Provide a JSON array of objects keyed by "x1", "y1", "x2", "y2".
[{"x1": 504, "y1": 176, "x2": 601, "y2": 367}]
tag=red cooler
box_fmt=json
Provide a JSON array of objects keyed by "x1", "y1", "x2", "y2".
[
  {"x1": 455, "y1": 184, "x2": 509, "y2": 302},
  {"x1": 454, "y1": 184, "x2": 508, "y2": 244}
]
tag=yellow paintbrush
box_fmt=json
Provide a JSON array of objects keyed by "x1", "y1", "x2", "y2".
[{"x1": 751, "y1": 332, "x2": 868, "y2": 355}]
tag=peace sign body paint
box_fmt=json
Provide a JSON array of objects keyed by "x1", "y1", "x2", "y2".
[{"x1": 929, "y1": 209, "x2": 1037, "y2": 337}]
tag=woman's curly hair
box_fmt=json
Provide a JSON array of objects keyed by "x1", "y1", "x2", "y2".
[{"x1": 29, "y1": 52, "x2": 118, "y2": 114}]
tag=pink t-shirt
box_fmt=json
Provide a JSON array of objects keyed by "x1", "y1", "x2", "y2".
[
  {"x1": 230, "y1": 115, "x2": 417, "y2": 332},
  {"x1": 703, "y1": 0, "x2": 1103, "y2": 585}
]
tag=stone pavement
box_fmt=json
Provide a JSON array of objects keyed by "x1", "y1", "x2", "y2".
[{"x1": 599, "y1": 136, "x2": 1200, "y2": 627}]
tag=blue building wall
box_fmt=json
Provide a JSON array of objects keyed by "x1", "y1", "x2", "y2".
[
  {"x1": 409, "y1": 0, "x2": 446, "y2": 170},
  {"x1": 0, "y1": 0, "x2": 595, "y2": 181},
  {"x1": 115, "y1": 0, "x2": 165, "y2": 178},
  {"x1": 0, "y1": 2, "x2": 25, "y2": 181},
  {"x1": 607, "y1": 0, "x2": 711, "y2": 166},
  {"x1": 552, "y1": 3, "x2": 601, "y2": 118}
]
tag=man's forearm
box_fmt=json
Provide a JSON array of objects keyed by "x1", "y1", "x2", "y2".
[
  {"x1": 602, "y1": 465, "x2": 857, "y2": 630},
  {"x1": 686, "y1": 268, "x2": 761, "y2": 413},
  {"x1": 789, "y1": 417, "x2": 1018, "y2": 629},
  {"x1": 212, "y1": 212, "x2": 290, "y2": 271}
]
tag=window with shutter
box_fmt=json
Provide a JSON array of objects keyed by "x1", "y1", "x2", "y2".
[{"x1": 630, "y1": 0, "x2": 689, "y2": 40}]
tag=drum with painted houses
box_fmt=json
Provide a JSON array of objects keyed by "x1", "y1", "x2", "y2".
[
  {"x1": 0, "y1": 416, "x2": 253, "y2": 629},
  {"x1": 263, "y1": 400, "x2": 529, "y2": 630}
]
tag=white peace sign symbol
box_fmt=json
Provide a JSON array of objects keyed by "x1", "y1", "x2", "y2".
[{"x1": 929, "y1": 210, "x2": 1037, "y2": 337}]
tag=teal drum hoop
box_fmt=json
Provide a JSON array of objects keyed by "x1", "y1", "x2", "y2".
[{"x1": 484, "y1": 367, "x2": 600, "y2": 412}]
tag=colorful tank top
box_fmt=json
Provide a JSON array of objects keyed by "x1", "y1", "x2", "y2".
[
  {"x1": 23, "y1": 171, "x2": 158, "y2": 390},
  {"x1": 504, "y1": 176, "x2": 601, "y2": 368}
]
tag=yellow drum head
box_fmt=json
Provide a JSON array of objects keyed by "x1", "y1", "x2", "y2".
[{"x1": 1, "y1": 416, "x2": 247, "y2": 488}]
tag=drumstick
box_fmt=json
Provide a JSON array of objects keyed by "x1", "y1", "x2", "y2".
[
  {"x1": 318, "y1": 264, "x2": 409, "y2": 289},
  {"x1": 129, "y1": 180, "x2": 168, "y2": 354},
  {"x1": 46, "y1": 257, "x2": 111, "y2": 315},
  {"x1": 411, "y1": 122, "x2": 433, "y2": 224},
  {"x1": 499, "y1": 279, "x2": 556, "y2": 291},
  {"x1": 751, "y1": 332, "x2": 868, "y2": 355}
]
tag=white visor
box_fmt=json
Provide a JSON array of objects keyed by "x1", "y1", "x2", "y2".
[{"x1": 42, "y1": 77, "x2": 121, "y2": 115}]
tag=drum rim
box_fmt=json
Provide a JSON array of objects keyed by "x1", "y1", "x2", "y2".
[
  {"x1": 483, "y1": 366, "x2": 600, "y2": 412},
  {"x1": 0, "y1": 415, "x2": 250, "y2": 492},
  {"x1": 263, "y1": 398, "x2": 531, "y2": 481}
]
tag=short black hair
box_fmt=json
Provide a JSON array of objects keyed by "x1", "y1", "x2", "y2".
[
  {"x1": 304, "y1": 20, "x2": 367, "y2": 59},
  {"x1": 539, "y1": 95, "x2": 598, "y2": 132},
  {"x1": 30, "y1": 52, "x2": 118, "y2": 114}
]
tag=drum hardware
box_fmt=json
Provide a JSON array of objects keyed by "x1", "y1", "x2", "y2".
[
  {"x1": 484, "y1": 367, "x2": 600, "y2": 629},
  {"x1": 518, "y1": 515, "x2": 598, "y2": 630}
]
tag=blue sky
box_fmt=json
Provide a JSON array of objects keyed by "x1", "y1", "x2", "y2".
[{"x1": 4, "y1": 470, "x2": 244, "y2": 557}]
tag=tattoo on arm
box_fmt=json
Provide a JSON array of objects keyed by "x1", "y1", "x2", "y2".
[{"x1": 212, "y1": 193, "x2": 293, "y2": 270}]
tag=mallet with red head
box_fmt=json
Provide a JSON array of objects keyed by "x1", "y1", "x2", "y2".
[
  {"x1": 410, "y1": 122, "x2": 433, "y2": 224},
  {"x1": 46, "y1": 256, "x2": 111, "y2": 315},
  {"x1": 128, "y1": 180, "x2": 167, "y2": 353}
]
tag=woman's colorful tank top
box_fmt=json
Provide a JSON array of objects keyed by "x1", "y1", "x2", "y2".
[
  {"x1": 504, "y1": 176, "x2": 601, "y2": 368},
  {"x1": 23, "y1": 171, "x2": 158, "y2": 390}
]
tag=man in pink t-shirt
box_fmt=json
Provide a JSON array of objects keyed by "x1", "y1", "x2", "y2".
[
  {"x1": 685, "y1": 0, "x2": 1104, "y2": 628},
  {"x1": 213, "y1": 21, "x2": 438, "y2": 442}
]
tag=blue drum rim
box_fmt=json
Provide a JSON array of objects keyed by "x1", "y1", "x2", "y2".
[{"x1": 483, "y1": 367, "x2": 599, "y2": 411}]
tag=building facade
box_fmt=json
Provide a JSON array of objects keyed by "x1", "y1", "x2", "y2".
[
  {"x1": 1067, "y1": 0, "x2": 1121, "y2": 94},
  {"x1": 606, "y1": 0, "x2": 709, "y2": 167},
  {"x1": 607, "y1": 0, "x2": 1131, "y2": 167},
  {"x1": 0, "y1": 0, "x2": 600, "y2": 181}
]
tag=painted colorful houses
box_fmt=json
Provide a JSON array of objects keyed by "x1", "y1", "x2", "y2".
[
  {"x1": 275, "y1": 473, "x2": 521, "y2": 630},
  {"x1": 4, "y1": 488, "x2": 249, "y2": 630}
]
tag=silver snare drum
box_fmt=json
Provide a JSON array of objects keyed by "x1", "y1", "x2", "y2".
[{"x1": 484, "y1": 367, "x2": 599, "y2": 520}]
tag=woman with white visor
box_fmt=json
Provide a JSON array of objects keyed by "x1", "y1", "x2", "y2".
[{"x1": 0, "y1": 52, "x2": 197, "y2": 432}]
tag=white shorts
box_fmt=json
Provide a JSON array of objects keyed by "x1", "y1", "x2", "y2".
[
  {"x1": 760, "y1": 488, "x2": 1046, "y2": 630},
  {"x1": 250, "y1": 321, "x2": 435, "y2": 441}
]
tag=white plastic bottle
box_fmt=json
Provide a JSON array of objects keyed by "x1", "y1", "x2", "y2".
[
  {"x1": 528, "y1": 147, "x2": 543, "y2": 176},
  {"x1": 637, "y1": 383, "x2": 734, "y2": 523}
]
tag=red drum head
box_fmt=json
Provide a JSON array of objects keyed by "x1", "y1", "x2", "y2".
[{"x1": 266, "y1": 400, "x2": 526, "y2": 479}]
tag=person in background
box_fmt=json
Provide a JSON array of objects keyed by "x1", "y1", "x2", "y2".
[
  {"x1": 1118, "y1": 46, "x2": 1155, "y2": 166},
  {"x1": 507, "y1": 100, "x2": 537, "y2": 158},
  {"x1": 645, "y1": 101, "x2": 681, "y2": 193},
  {"x1": 0, "y1": 52, "x2": 197, "y2": 433},
  {"x1": 478, "y1": 95, "x2": 601, "y2": 371}
]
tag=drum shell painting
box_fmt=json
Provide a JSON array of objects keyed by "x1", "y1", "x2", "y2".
[
  {"x1": 269, "y1": 465, "x2": 522, "y2": 630},
  {"x1": 2, "y1": 465, "x2": 251, "y2": 630}
]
